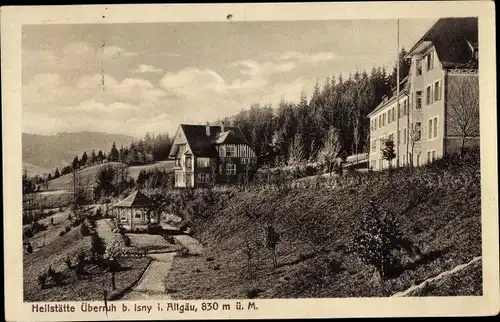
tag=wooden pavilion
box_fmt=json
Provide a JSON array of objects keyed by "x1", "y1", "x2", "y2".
[{"x1": 112, "y1": 190, "x2": 158, "y2": 231}]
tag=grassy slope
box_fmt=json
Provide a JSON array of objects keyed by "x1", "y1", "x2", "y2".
[
  {"x1": 24, "y1": 213, "x2": 150, "y2": 302},
  {"x1": 165, "y1": 154, "x2": 481, "y2": 299},
  {"x1": 46, "y1": 161, "x2": 174, "y2": 192}
]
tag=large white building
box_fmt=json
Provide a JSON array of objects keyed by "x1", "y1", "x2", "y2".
[{"x1": 368, "y1": 17, "x2": 479, "y2": 171}]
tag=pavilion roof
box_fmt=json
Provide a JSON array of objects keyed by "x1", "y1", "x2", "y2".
[{"x1": 112, "y1": 190, "x2": 154, "y2": 208}]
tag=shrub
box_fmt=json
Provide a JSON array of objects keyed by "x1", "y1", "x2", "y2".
[
  {"x1": 64, "y1": 257, "x2": 72, "y2": 270},
  {"x1": 23, "y1": 228, "x2": 34, "y2": 239},
  {"x1": 76, "y1": 251, "x2": 87, "y2": 278},
  {"x1": 265, "y1": 224, "x2": 281, "y2": 268},
  {"x1": 123, "y1": 235, "x2": 131, "y2": 247},
  {"x1": 26, "y1": 243, "x2": 33, "y2": 254},
  {"x1": 50, "y1": 217, "x2": 55, "y2": 225},
  {"x1": 37, "y1": 273, "x2": 47, "y2": 289},
  {"x1": 246, "y1": 287, "x2": 262, "y2": 299},
  {"x1": 348, "y1": 200, "x2": 415, "y2": 279},
  {"x1": 68, "y1": 213, "x2": 72, "y2": 220},
  {"x1": 80, "y1": 222, "x2": 91, "y2": 236},
  {"x1": 65, "y1": 225, "x2": 71, "y2": 232},
  {"x1": 59, "y1": 231, "x2": 65, "y2": 237}
]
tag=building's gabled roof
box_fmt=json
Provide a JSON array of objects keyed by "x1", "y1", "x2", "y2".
[
  {"x1": 170, "y1": 124, "x2": 251, "y2": 158},
  {"x1": 214, "y1": 130, "x2": 249, "y2": 145},
  {"x1": 113, "y1": 190, "x2": 154, "y2": 208},
  {"x1": 367, "y1": 76, "x2": 409, "y2": 117},
  {"x1": 406, "y1": 17, "x2": 478, "y2": 68}
]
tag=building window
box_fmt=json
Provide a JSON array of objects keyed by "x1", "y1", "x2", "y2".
[
  {"x1": 389, "y1": 133, "x2": 394, "y2": 142},
  {"x1": 416, "y1": 154, "x2": 420, "y2": 166},
  {"x1": 392, "y1": 107, "x2": 395, "y2": 122},
  {"x1": 403, "y1": 100, "x2": 407, "y2": 116},
  {"x1": 196, "y1": 157, "x2": 210, "y2": 168},
  {"x1": 398, "y1": 130, "x2": 401, "y2": 144},
  {"x1": 241, "y1": 158, "x2": 251, "y2": 165},
  {"x1": 219, "y1": 164, "x2": 225, "y2": 175},
  {"x1": 416, "y1": 58, "x2": 422, "y2": 75},
  {"x1": 371, "y1": 140, "x2": 377, "y2": 152},
  {"x1": 388, "y1": 110, "x2": 391, "y2": 123},
  {"x1": 175, "y1": 158, "x2": 181, "y2": 167},
  {"x1": 378, "y1": 115, "x2": 382, "y2": 128},
  {"x1": 226, "y1": 163, "x2": 236, "y2": 175},
  {"x1": 185, "y1": 156, "x2": 192, "y2": 168},
  {"x1": 427, "y1": 151, "x2": 432, "y2": 163},
  {"x1": 428, "y1": 119, "x2": 433, "y2": 139},
  {"x1": 178, "y1": 144, "x2": 186, "y2": 154},
  {"x1": 425, "y1": 51, "x2": 434, "y2": 71},
  {"x1": 197, "y1": 173, "x2": 210, "y2": 184},
  {"x1": 415, "y1": 122, "x2": 422, "y2": 141},
  {"x1": 426, "y1": 85, "x2": 432, "y2": 106},
  {"x1": 383, "y1": 113, "x2": 387, "y2": 126},
  {"x1": 433, "y1": 117, "x2": 438, "y2": 138},
  {"x1": 239, "y1": 145, "x2": 246, "y2": 156},
  {"x1": 403, "y1": 128, "x2": 407, "y2": 144},
  {"x1": 416, "y1": 91, "x2": 422, "y2": 109},
  {"x1": 403, "y1": 154, "x2": 407, "y2": 165},
  {"x1": 186, "y1": 173, "x2": 193, "y2": 187},
  {"x1": 218, "y1": 146, "x2": 225, "y2": 158},
  {"x1": 434, "y1": 81, "x2": 441, "y2": 101},
  {"x1": 226, "y1": 145, "x2": 235, "y2": 157}
]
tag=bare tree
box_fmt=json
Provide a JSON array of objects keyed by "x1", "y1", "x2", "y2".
[
  {"x1": 448, "y1": 76, "x2": 480, "y2": 155},
  {"x1": 407, "y1": 122, "x2": 422, "y2": 167},
  {"x1": 317, "y1": 127, "x2": 341, "y2": 176},
  {"x1": 287, "y1": 133, "x2": 305, "y2": 170}
]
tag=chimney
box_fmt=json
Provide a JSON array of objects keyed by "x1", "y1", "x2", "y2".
[
  {"x1": 221, "y1": 121, "x2": 225, "y2": 133},
  {"x1": 206, "y1": 122, "x2": 210, "y2": 136}
]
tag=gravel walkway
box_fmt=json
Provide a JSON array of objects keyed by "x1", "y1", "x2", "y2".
[{"x1": 121, "y1": 253, "x2": 175, "y2": 300}]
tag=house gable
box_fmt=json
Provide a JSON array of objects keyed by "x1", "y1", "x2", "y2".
[{"x1": 168, "y1": 125, "x2": 192, "y2": 158}]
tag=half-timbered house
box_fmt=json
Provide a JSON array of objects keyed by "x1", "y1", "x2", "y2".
[{"x1": 168, "y1": 122, "x2": 257, "y2": 187}]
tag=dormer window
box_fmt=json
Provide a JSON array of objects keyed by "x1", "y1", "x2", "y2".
[
  {"x1": 425, "y1": 51, "x2": 434, "y2": 71},
  {"x1": 416, "y1": 58, "x2": 423, "y2": 75}
]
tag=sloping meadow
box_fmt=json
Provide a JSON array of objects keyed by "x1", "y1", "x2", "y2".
[{"x1": 164, "y1": 150, "x2": 481, "y2": 299}]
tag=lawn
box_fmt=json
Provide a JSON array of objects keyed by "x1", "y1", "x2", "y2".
[{"x1": 126, "y1": 233, "x2": 181, "y2": 253}]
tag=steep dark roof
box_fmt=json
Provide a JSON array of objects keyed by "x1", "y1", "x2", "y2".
[
  {"x1": 407, "y1": 17, "x2": 478, "y2": 68},
  {"x1": 113, "y1": 190, "x2": 154, "y2": 208},
  {"x1": 368, "y1": 76, "x2": 409, "y2": 117},
  {"x1": 176, "y1": 124, "x2": 251, "y2": 158}
]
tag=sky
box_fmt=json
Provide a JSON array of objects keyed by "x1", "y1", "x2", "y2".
[{"x1": 22, "y1": 19, "x2": 436, "y2": 138}]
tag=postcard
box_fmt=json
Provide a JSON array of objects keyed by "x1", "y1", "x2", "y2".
[{"x1": 1, "y1": 2, "x2": 498, "y2": 320}]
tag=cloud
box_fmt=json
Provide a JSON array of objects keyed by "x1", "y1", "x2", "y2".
[
  {"x1": 102, "y1": 45, "x2": 138, "y2": 58},
  {"x1": 72, "y1": 99, "x2": 136, "y2": 112},
  {"x1": 23, "y1": 41, "x2": 137, "y2": 73},
  {"x1": 230, "y1": 60, "x2": 296, "y2": 77},
  {"x1": 160, "y1": 67, "x2": 226, "y2": 97},
  {"x1": 76, "y1": 73, "x2": 166, "y2": 102},
  {"x1": 273, "y1": 51, "x2": 337, "y2": 63},
  {"x1": 132, "y1": 64, "x2": 163, "y2": 73}
]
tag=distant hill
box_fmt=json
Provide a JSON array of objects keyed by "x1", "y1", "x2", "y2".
[
  {"x1": 22, "y1": 131, "x2": 136, "y2": 175},
  {"x1": 46, "y1": 161, "x2": 175, "y2": 192}
]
